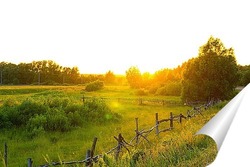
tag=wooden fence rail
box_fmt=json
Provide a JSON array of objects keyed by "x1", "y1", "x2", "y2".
[
  {"x1": 4, "y1": 142, "x2": 7, "y2": 167},
  {"x1": 2, "y1": 100, "x2": 217, "y2": 167},
  {"x1": 84, "y1": 96, "x2": 183, "y2": 106}
]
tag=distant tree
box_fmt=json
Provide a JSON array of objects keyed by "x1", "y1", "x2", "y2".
[
  {"x1": 104, "y1": 70, "x2": 116, "y2": 84},
  {"x1": 0, "y1": 62, "x2": 18, "y2": 84},
  {"x1": 182, "y1": 36, "x2": 239, "y2": 102},
  {"x1": 153, "y1": 69, "x2": 171, "y2": 86},
  {"x1": 126, "y1": 66, "x2": 142, "y2": 89},
  {"x1": 70, "y1": 67, "x2": 80, "y2": 84},
  {"x1": 17, "y1": 63, "x2": 34, "y2": 84},
  {"x1": 141, "y1": 72, "x2": 152, "y2": 88},
  {"x1": 238, "y1": 65, "x2": 250, "y2": 86},
  {"x1": 0, "y1": 60, "x2": 82, "y2": 85}
]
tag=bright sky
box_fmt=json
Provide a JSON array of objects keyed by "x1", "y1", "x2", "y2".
[{"x1": 0, "y1": 0, "x2": 250, "y2": 74}]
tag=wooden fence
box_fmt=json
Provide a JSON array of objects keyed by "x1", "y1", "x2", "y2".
[
  {"x1": 2, "y1": 100, "x2": 216, "y2": 167},
  {"x1": 83, "y1": 96, "x2": 183, "y2": 106}
]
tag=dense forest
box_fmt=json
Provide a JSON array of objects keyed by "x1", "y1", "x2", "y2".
[{"x1": 0, "y1": 60, "x2": 120, "y2": 85}]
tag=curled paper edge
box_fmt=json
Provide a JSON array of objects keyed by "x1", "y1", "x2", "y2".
[{"x1": 195, "y1": 84, "x2": 248, "y2": 151}]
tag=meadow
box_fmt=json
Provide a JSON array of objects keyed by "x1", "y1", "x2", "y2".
[{"x1": 0, "y1": 85, "x2": 221, "y2": 166}]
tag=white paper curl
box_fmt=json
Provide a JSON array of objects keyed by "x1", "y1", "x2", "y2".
[{"x1": 196, "y1": 83, "x2": 250, "y2": 166}]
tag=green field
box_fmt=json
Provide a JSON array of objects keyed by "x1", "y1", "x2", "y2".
[{"x1": 0, "y1": 85, "x2": 220, "y2": 166}]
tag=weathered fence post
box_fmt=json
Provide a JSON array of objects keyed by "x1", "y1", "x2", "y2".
[
  {"x1": 90, "y1": 137, "x2": 97, "y2": 158},
  {"x1": 85, "y1": 150, "x2": 91, "y2": 167},
  {"x1": 138, "y1": 98, "x2": 142, "y2": 105},
  {"x1": 155, "y1": 113, "x2": 159, "y2": 136},
  {"x1": 114, "y1": 138, "x2": 121, "y2": 161},
  {"x1": 82, "y1": 95, "x2": 85, "y2": 103},
  {"x1": 114, "y1": 134, "x2": 122, "y2": 161},
  {"x1": 135, "y1": 118, "x2": 139, "y2": 144},
  {"x1": 85, "y1": 137, "x2": 98, "y2": 167},
  {"x1": 27, "y1": 158, "x2": 33, "y2": 167},
  {"x1": 4, "y1": 142, "x2": 7, "y2": 167},
  {"x1": 113, "y1": 133, "x2": 132, "y2": 161},
  {"x1": 170, "y1": 112, "x2": 173, "y2": 129},
  {"x1": 179, "y1": 114, "x2": 182, "y2": 124}
]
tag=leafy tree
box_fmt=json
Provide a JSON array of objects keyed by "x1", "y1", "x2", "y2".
[
  {"x1": 182, "y1": 36, "x2": 239, "y2": 102},
  {"x1": 126, "y1": 66, "x2": 142, "y2": 89},
  {"x1": 141, "y1": 72, "x2": 153, "y2": 88},
  {"x1": 104, "y1": 70, "x2": 116, "y2": 84},
  {"x1": 0, "y1": 62, "x2": 18, "y2": 84},
  {"x1": 17, "y1": 63, "x2": 35, "y2": 84},
  {"x1": 70, "y1": 67, "x2": 80, "y2": 84},
  {"x1": 0, "y1": 60, "x2": 81, "y2": 85},
  {"x1": 238, "y1": 65, "x2": 250, "y2": 86}
]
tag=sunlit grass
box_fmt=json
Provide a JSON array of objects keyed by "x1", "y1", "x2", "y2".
[{"x1": 0, "y1": 85, "x2": 219, "y2": 166}]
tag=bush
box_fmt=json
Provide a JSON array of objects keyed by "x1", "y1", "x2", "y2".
[
  {"x1": 81, "y1": 98, "x2": 121, "y2": 123},
  {"x1": 45, "y1": 109, "x2": 70, "y2": 132},
  {"x1": 16, "y1": 99, "x2": 48, "y2": 125},
  {"x1": 46, "y1": 97, "x2": 70, "y2": 108},
  {"x1": 65, "y1": 104, "x2": 81, "y2": 114},
  {"x1": 156, "y1": 82, "x2": 182, "y2": 96},
  {"x1": 27, "y1": 115, "x2": 46, "y2": 138},
  {"x1": 148, "y1": 85, "x2": 158, "y2": 94},
  {"x1": 27, "y1": 114, "x2": 47, "y2": 131},
  {"x1": 67, "y1": 111, "x2": 83, "y2": 127},
  {"x1": 85, "y1": 80, "x2": 104, "y2": 92},
  {"x1": 0, "y1": 95, "x2": 121, "y2": 133},
  {"x1": 0, "y1": 112, "x2": 11, "y2": 128},
  {"x1": 135, "y1": 89, "x2": 148, "y2": 96}
]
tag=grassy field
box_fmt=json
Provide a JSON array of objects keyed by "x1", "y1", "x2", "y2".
[{"x1": 0, "y1": 85, "x2": 220, "y2": 166}]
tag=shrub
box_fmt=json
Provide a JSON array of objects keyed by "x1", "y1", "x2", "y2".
[
  {"x1": 27, "y1": 114, "x2": 47, "y2": 131},
  {"x1": 17, "y1": 99, "x2": 48, "y2": 124},
  {"x1": 85, "y1": 80, "x2": 104, "y2": 92},
  {"x1": 26, "y1": 115, "x2": 46, "y2": 138},
  {"x1": 67, "y1": 111, "x2": 83, "y2": 127},
  {"x1": 81, "y1": 98, "x2": 121, "y2": 123},
  {"x1": 65, "y1": 104, "x2": 81, "y2": 114},
  {"x1": 45, "y1": 109, "x2": 70, "y2": 132},
  {"x1": 135, "y1": 89, "x2": 148, "y2": 96},
  {"x1": 156, "y1": 82, "x2": 182, "y2": 96},
  {"x1": 0, "y1": 112, "x2": 11, "y2": 128},
  {"x1": 148, "y1": 85, "x2": 158, "y2": 94},
  {"x1": 0, "y1": 95, "x2": 120, "y2": 133}
]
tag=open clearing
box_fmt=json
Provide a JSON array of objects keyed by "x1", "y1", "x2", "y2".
[{"x1": 0, "y1": 85, "x2": 219, "y2": 166}]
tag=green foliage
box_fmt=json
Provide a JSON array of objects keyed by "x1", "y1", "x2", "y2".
[
  {"x1": 155, "y1": 82, "x2": 182, "y2": 96},
  {"x1": 0, "y1": 60, "x2": 81, "y2": 85},
  {"x1": 182, "y1": 36, "x2": 239, "y2": 102},
  {"x1": 238, "y1": 65, "x2": 250, "y2": 86},
  {"x1": 135, "y1": 88, "x2": 149, "y2": 96},
  {"x1": 125, "y1": 65, "x2": 185, "y2": 97},
  {"x1": 85, "y1": 80, "x2": 104, "y2": 92},
  {"x1": 0, "y1": 95, "x2": 120, "y2": 134},
  {"x1": 0, "y1": 85, "x2": 218, "y2": 166},
  {"x1": 148, "y1": 85, "x2": 158, "y2": 94},
  {"x1": 126, "y1": 66, "x2": 142, "y2": 89},
  {"x1": 0, "y1": 88, "x2": 47, "y2": 95},
  {"x1": 104, "y1": 70, "x2": 116, "y2": 85},
  {"x1": 82, "y1": 98, "x2": 120, "y2": 123},
  {"x1": 45, "y1": 109, "x2": 70, "y2": 132}
]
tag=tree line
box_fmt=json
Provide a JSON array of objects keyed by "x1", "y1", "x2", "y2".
[
  {"x1": 1, "y1": 37, "x2": 250, "y2": 103},
  {"x1": 125, "y1": 37, "x2": 250, "y2": 102},
  {"x1": 0, "y1": 60, "x2": 125, "y2": 85}
]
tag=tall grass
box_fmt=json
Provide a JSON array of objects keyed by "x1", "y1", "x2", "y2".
[{"x1": 0, "y1": 85, "x2": 220, "y2": 166}]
